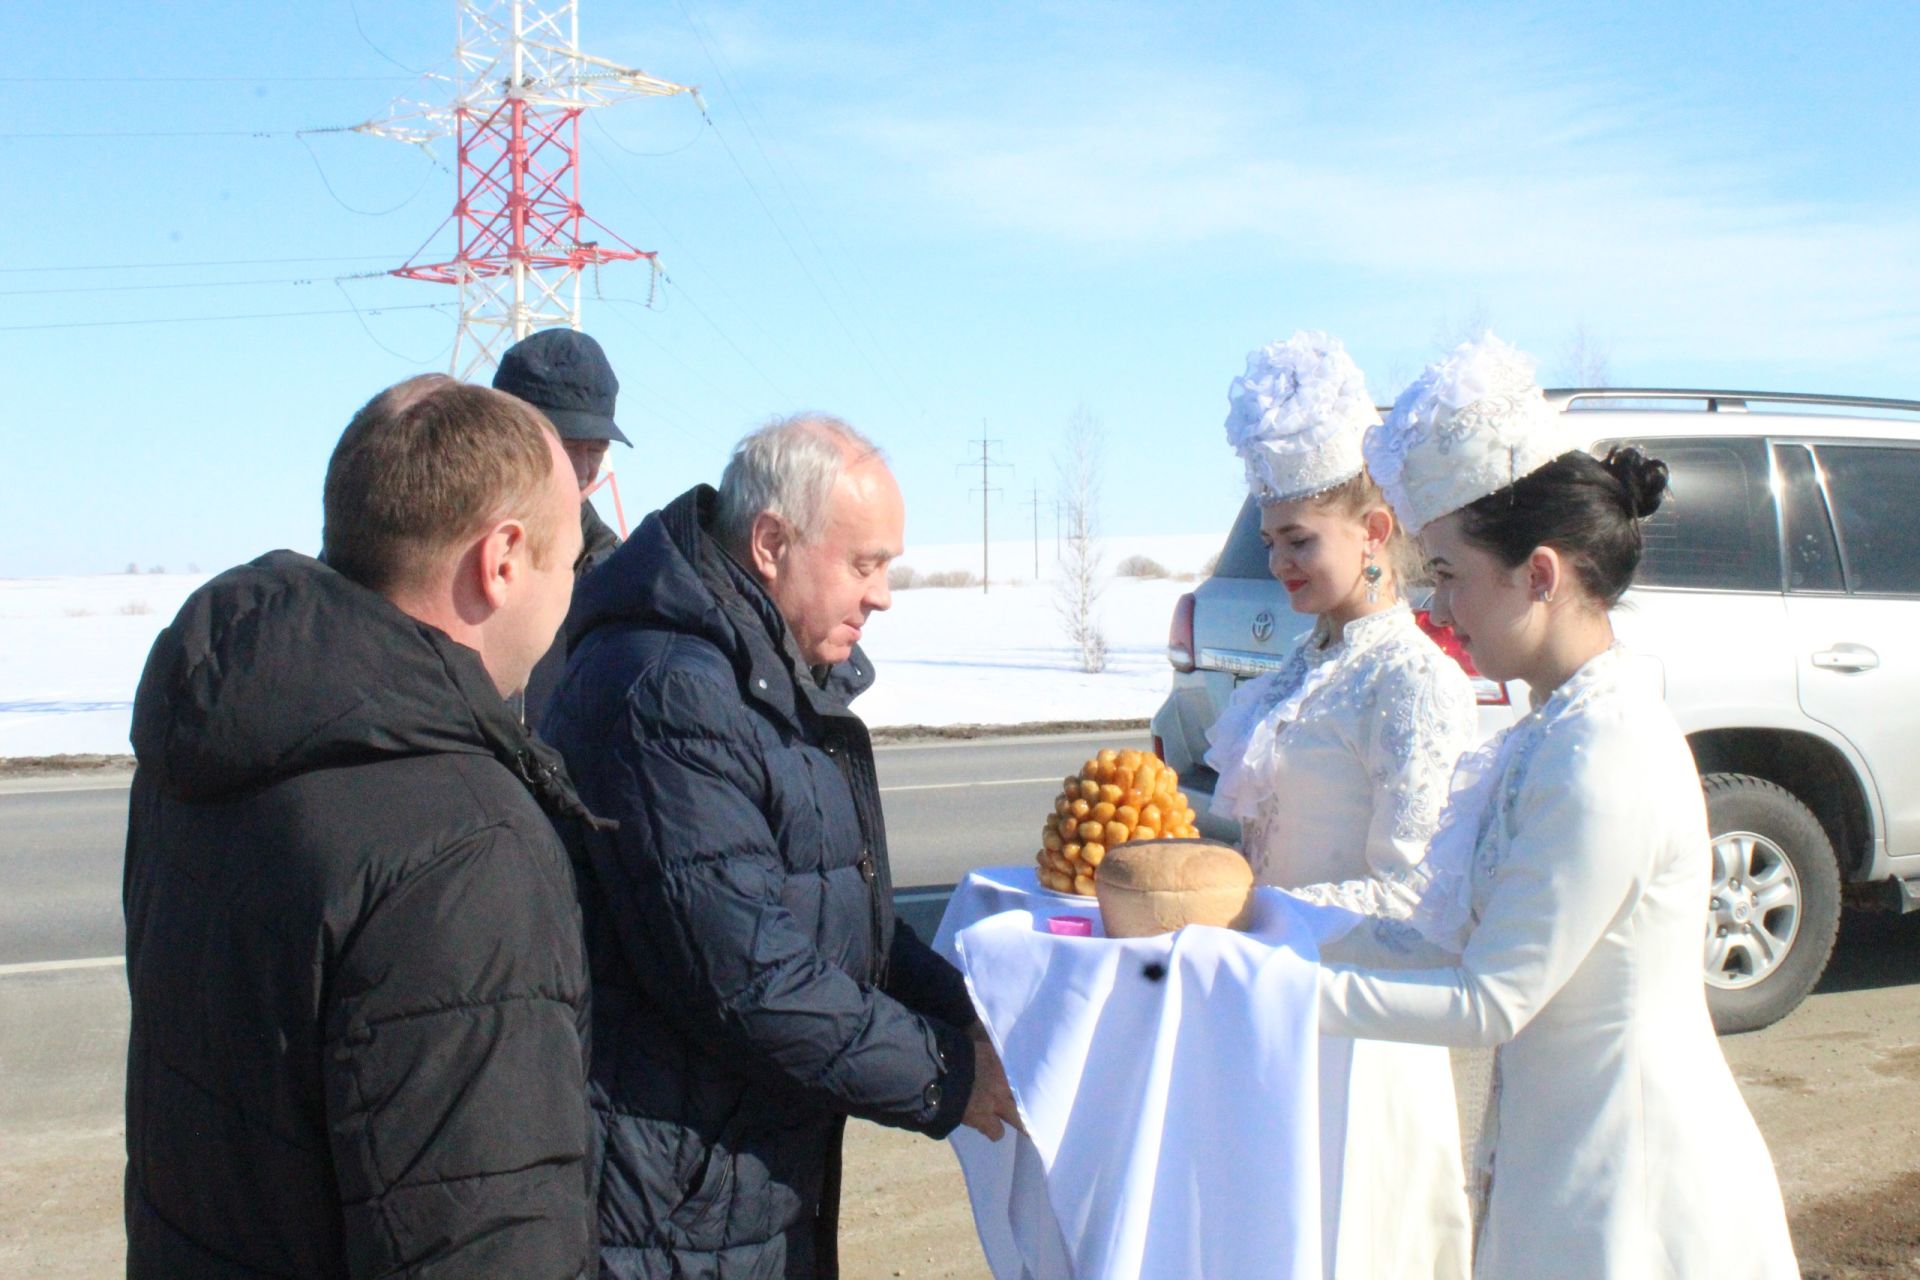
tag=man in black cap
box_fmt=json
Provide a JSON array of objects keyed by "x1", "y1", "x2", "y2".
[{"x1": 492, "y1": 326, "x2": 629, "y2": 725}]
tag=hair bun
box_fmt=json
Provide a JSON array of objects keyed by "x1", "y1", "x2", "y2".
[{"x1": 1603, "y1": 446, "x2": 1669, "y2": 519}]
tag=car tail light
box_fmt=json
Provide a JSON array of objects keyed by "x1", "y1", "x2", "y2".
[
  {"x1": 1415, "y1": 609, "x2": 1510, "y2": 706},
  {"x1": 1168, "y1": 592, "x2": 1197, "y2": 673}
]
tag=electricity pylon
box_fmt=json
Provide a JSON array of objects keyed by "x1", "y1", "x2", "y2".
[{"x1": 360, "y1": 0, "x2": 697, "y2": 378}]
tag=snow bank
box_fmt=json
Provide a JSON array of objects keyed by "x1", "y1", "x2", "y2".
[
  {"x1": 0, "y1": 561, "x2": 1199, "y2": 757},
  {"x1": 891, "y1": 531, "x2": 1222, "y2": 583}
]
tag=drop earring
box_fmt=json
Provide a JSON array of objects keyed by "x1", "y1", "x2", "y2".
[{"x1": 1363, "y1": 555, "x2": 1383, "y2": 605}]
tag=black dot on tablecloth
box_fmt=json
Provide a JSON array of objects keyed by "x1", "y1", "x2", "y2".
[{"x1": 1141, "y1": 961, "x2": 1167, "y2": 983}]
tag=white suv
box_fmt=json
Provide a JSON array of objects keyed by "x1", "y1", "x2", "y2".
[{"x1": 1152, "y1": 389, "x2": 1920, "y2": 1032}]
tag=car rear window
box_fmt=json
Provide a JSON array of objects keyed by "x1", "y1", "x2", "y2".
[
  {"x1": 1814, "y1": 444, "x2": 1920, "y2": 596},
  {"x1": 1210, "y1": 498, "x2": 1274, "y2": 579},
  {"x1": 1602, "y1": 436, "x2": 1781, "y2": 592}
]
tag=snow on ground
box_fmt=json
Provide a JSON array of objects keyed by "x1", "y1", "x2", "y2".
[
  {"x1": 0, "y1": 551, "x2": 1209, "y2": 756},
  {"x1": 889, "y1": 531, "x2": 1223, "y2": 583},
  {"x1": 854, "y1": 576, "x2": 1190, "y2": 728},
  {"x1": 0, "y1": 574, "x2": 212, "y2": 758}
]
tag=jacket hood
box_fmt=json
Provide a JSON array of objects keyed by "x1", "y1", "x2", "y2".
[
  {"x1": 571, "y1": 486, "x2": 875, "y2": 725},
  {"x1": 132, "y1": 550, "x2": 588, "y2": 811}
]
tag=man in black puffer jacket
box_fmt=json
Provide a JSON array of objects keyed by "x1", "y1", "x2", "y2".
[
  {"x1": 124, "y1": 376, "x2": 600, "y2": 1278},
  {"x1": 542, "y1": 414, "x2": 1020, "y2": 1279}
]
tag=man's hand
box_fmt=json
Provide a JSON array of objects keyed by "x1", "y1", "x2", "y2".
[{"x1": 959, "y1": 1024, "x2": 1024, "y2": 1141}]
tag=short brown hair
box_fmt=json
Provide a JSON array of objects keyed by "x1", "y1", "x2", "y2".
[{"x1": 322, "y1": 375, "x2": 561, "y2": 593}]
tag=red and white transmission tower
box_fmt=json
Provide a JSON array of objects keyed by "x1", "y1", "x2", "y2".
[{"x1": 363, "y1": 0, "x2": 695, "y2": 379}]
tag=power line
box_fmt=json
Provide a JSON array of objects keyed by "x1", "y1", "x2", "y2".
[
  {"x1": 675, "y1": 3, "x2": 923, "y2": 420},
  {"x1": 6, "y1": 75, "x2": 419, "y2": 83},
  {"x1": 0, "y1": 303, "x2": 450, "y2": 333},
  {"x1": 599, "y1": 295, "x2": 765, "y2": 420},
  {"x1": 347, "y1": 0, "x2": 433, "y2": 76},
  {"x1": 695, "y1": 110, "x2": 907, "y2": 415},
  {"x1": 672, "y1": 2, "x2": 917, "y2": 421},
  {"x1": 297, "y1": 130, "x2": 443, "y2": 216},
  {"x1": 589, "y1": 111, "x2": 712, "y2": 159},
  {"x1": 0, "y1": 276, "x2": 337, "y2": 297},
  {"x1": 655, "y1": 275, "x2": 794, "y2": 402},
  {"x1": 334, "y1": 281, "x2": 455, "y2": 365},
  {"x1": 1, "y1": 129, "x2": 312, "y2": 139},
  {"x1": 584, "y1": 131, "x2": 796, "y2": 365},
  {"x1": 0, "y1": 255, "x2": 401, "y2": 274}
]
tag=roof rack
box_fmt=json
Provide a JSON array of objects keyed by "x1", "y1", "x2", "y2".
[{"x1": 1546, "y1": 388, "x2": 1920, "y2": 415}]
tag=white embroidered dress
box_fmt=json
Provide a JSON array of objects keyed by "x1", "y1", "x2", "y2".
[
  {"x1": 1206, "y1": 603, "x2": 1477, "y2": 1280},
  {"x1": 1320, "y1": 647, "x2": 1798, "y2": 1279}
]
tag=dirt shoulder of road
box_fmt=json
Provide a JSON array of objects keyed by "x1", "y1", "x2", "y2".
[
  {"x1": 0, "y1": 720, "x2": 1153, "y2": 777},
  {"x1": 867, "y1": 717, "x2": 1149, "y2": 744},
  {"x1": 0, "y1": 754, "x2": 135, "y2": 778}
]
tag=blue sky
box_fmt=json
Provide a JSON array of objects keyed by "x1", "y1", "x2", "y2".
[{"x1": 4, "y1": 1, "x2": 1917, "y2": 576}]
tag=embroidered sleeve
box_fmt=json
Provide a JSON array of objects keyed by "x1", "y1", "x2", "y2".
[
  {"x1": 1360, "y1": 648, "x2": 1479, "y2": 885},
  {"x1": 1288, "y1": 870, "x2": 1423, "y2": 918},
  {"x1": 1203, "y1": 641, "x2": 1318, "y2": 822},
  {"x1": 1267, "y1": 638, "x2": 1478, "y2": 920},
  {"x1": 1318, "y1": 718, "x2": 1663, "y2": 1047},
  {"x1": 1313, "y1": 910, "x2": 1463, "y2": 969}
]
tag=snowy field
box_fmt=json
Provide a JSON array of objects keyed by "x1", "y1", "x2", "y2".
[{"x1": 0, "y1": 531, "x2": 1229, "y2": 758}]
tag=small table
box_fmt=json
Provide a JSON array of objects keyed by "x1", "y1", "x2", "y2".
[{"x1": 934, "y1": 866, "x2": 1352, "y2": 1280}]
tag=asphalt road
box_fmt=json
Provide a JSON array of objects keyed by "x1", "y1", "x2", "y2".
[
  {"x1": 0, "y1": 732, "x2": 1151, "y2": 968},
  {"x1": 0, "y1": 777, "x2": 131, "y2": 967},
  {"x1": 9, "y1": 743, "x2": 1920, "y2": 1276}
]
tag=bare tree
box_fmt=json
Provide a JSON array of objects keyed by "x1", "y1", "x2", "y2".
[
  {"x1": 1054, "y1": 406, "x2": 1107, "y2": 674},
  {"x1": 1373, "y1": 357, "x2": 1418, "y2": 408},
  {"x1": 1430, "y1": 300, "x2": 1496, "y2": 354},
  {"x1": 1553, "y1": 321, "x2": 1614, "y2": 388}
]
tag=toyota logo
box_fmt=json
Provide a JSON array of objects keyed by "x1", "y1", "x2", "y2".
[{"x1": 1251, "y1": 610, "x2": 1275, "y2": 643}]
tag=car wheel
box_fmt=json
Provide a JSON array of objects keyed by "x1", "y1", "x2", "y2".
[{"x1": 1700, "y1": 773, "x2": 1842, "y2": 1034}]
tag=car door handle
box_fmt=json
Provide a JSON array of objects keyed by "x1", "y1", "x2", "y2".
[{"x1": 1811, "y1": 645, "x2": 1880, "y2": 673}]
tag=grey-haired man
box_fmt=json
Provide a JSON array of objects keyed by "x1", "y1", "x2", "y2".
[{"x1": 542, "y1": 414, "x2": 1020, "y2": 1278}]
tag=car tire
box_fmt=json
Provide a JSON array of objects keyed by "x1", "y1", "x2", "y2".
[{"x1": 1700, "y1": 773, "x2": 1842, "y2": 1035}]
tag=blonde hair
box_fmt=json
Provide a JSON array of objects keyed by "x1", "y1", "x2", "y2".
[{"x1": 1275, "y1": 468, "x2": 1425, "y2": 590}]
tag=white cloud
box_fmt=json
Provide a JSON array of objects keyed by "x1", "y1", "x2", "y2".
[{"x1": 832, "y1": 45, "x2": 1920, "y2": 369}]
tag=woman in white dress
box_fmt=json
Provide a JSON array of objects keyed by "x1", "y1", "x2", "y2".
[
  {"x1": 1313, "y1": 333, "x2": 1798, "y2": 1279},
  {"x1": 1204, "y1": 332, "x2": 1475, "y2": 1280}
]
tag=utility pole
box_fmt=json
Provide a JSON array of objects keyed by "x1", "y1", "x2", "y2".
[
  {"x1": 361, "y1": 0, "x2": 697, "y2": 379},
  {"x1": 957, "y1": 431, "x2": 1010, "y2": 594},
  {"x1": 1029, "y1": 485, "x2": 1042, "y2": 580}
]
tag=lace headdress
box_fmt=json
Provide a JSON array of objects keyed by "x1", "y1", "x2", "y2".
[
  {"x1": 1362, "y1": 333, "x2": 1584, "y2": 534},
  {"x1": 1224, "y1": 331, "x2": 1381, "y2": 504}
]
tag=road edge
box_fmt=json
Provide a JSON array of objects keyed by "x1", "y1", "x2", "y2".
[{"x1": 0, "y1": 719, "x2": 1156, "y2": 780}]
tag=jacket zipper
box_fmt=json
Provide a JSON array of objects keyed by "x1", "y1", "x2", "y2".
[{"x1": 829, "y1": 732, "x2": 888, "y2": 987}]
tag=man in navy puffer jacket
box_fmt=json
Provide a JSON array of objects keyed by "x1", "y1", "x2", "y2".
[{"x1": 542, "y1": 414, "x2": 1020, "y2": 1279}]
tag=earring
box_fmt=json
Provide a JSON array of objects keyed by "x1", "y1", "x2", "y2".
[
  {"x1": 1539, "y1": 588, "x2": 1555, "y2": 604},
  {"x1": 1363, "y1": 556, "x2": 1383, "y2": 605}
]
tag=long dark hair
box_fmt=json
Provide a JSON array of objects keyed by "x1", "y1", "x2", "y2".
[{"x1": 1455, "y1": 446, "x2": 1670, "y2": 607}]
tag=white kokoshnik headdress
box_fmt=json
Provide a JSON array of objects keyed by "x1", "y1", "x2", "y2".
[
  {"x1": 1363, "y1": 332, "x2": 1586, "y2": 534},
  {"x1": 1224, "y1": 331, "x2": 1381, "y2": 504}
]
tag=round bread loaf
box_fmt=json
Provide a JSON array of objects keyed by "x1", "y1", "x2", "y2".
[{"x1": 1095, "y1": 838, "x2": 1255, "y2": 938}]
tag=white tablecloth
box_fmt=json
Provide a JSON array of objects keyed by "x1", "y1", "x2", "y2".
[{"x1": 934, "y1": 866, "x2": 1354, "y2": 1280}]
